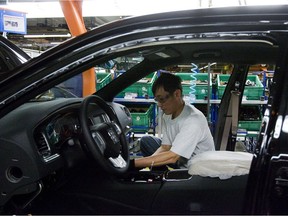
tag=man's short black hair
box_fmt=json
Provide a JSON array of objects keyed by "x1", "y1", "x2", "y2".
[{"x1": 152, "y1": 72, "x2": 183, "y2": 95}]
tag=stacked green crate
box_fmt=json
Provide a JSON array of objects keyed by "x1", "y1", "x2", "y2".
[
  {"x1": 175, "y1": 73, "x2": 212, "y2": 99},
  {"x1": 238, "y1": 105, "x2": 262, "y2": 131},
  {"x1": 124, "y1": 103, "x2": 154, "y2": 133},
  {"x1": 116, "y1": 72, "x2": 157, "y2": 98},
  {"x1": 96, "y1": 72, "x2": 112, "y2": 90},
  {"x1": 217, "y1": 74, "x2": 264, "y2": 99}
]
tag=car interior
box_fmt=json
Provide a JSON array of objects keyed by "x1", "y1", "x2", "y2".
[{"x1": 0, "y1": 29, "x2": 281, "y2": 214}]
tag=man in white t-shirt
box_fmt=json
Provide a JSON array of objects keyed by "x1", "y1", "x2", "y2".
[{"x1": 130, "y1": 72, "x2": 215, "y2": 170}]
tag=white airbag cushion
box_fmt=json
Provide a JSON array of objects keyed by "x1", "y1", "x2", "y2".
[{"x1": 188, "y1": 151, "x2": 253, "y2": 180}]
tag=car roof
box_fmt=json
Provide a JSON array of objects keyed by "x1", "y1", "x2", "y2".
[{"x1": 0, "y1": 4, "x2": 288, "y2": 117}]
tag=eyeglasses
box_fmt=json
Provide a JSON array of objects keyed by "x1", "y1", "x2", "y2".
[{"x1": 154, "y1": 94, "x2": 171, "y2": 104}]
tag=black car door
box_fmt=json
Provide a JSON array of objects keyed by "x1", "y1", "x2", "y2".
[{"x1": 244, "y1": 33, "x2": 288, "y2": 215}]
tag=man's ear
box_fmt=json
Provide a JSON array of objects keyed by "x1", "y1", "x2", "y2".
[{"x1": 175, "y1": 89, "x2": 182, "y2": 98}]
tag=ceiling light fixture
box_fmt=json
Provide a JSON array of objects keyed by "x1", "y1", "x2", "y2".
[{"x1": 24, "y1": 33, "x2": 71, "y2": 38}]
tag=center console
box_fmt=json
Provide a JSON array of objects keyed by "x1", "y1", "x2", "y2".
[{"x1": 121, "y1": 169, "x2": 192, "y2": 183}]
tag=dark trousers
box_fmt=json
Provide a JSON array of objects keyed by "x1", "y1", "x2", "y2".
[
  {"x1": 139, "y1": 135, "x2": 179, "y2": 170},
  {"x1": 139, "y1": 135, "x2": 162, "y2": 156}
]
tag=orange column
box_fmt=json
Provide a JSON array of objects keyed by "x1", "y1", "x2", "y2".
[{"x1": 59, "y1": 0, "x2": 95, "y2": 97}]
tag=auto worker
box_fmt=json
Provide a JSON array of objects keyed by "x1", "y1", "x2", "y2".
[{"x1": 130, "y1": 72, "x2": 215, "y2": 170}]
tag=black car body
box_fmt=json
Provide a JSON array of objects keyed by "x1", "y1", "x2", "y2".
[
  {"x1": 0, "y1": 35, "x2": 30, "y2": 72},
  {"x1": 1, "y1": 5, "x2": 288, "y2": 215}
]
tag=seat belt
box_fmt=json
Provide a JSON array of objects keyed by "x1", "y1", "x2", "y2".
[
  {"x1": 230, "y1": 89, "x2": 241, "y2": 150},
  {"x1": 220, "y1": 82, "x2": 241, "y2": 150}
]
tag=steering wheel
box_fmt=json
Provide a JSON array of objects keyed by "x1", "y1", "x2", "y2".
[{"x1": 79, "y1": 95, "x2": 130, "y2": 175}]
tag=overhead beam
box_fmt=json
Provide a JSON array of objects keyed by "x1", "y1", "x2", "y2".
[{"x1": 59, "y1": 0, "x2": 95, "y2": 97}]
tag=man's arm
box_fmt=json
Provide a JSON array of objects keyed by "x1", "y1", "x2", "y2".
[
  {"x1": 134, "y1": 146, "x2": 180, "y2": 168},
  {"x1": 152, "y1": 144, "x2": 171, "y2": 155}
]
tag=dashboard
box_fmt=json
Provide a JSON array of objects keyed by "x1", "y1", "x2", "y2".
[
  {"x1": 35, "y1": 109, "x2": 110, "y2": 162},
  {"x1": 44, "y1": 113, "x2": 80, "y2": 148},
  {"x1": 34, "y1": 111, "x2": 82, "y2": 162},
  {"x1": 43, "y1": 113, "x2": 80, "y2": 146},
  {"x1": 0, "y1": 97, "x2": 132, "y2": 206}
]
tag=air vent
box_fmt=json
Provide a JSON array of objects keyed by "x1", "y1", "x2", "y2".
[
  {"x1": 123, "y1": 106, "x2": 131, "y2": 118},
  {"x1": 35, "y1": 132, "x2": 51, "y2": 159}
]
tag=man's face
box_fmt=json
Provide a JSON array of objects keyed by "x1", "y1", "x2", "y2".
[{"x1": 154, "y1": 86, "x2": 177, "y2": 115}]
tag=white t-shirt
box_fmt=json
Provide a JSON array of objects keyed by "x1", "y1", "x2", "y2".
[{"x1": 161, "y1": 102, "x2": 215, "y2": 168}]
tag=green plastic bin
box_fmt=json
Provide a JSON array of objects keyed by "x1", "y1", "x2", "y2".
[
  {"x1": 238, "y1": 105, "x2": 262, "y2": 131},
  {"x1": 175, "y1": 73, "x2": 212, "y2": 99},
  {"x1": 125, "y1": 103, "x2": 154, "y2": 132},
  {"x1": 117, "y1": 72, "x2": 157, "y2": 98},
  {"x1": 96, "y1": 72, "x2": 112, "y2": 90},
  {"x1": 238, "y1": 121, "x2": 262, "y2": 131},
  {"x1": 217, "y1": 74, "x2": 264, "y2": 100}
]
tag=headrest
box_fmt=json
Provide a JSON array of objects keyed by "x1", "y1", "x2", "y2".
[{"x1": 188, "y1": 151, "x2": 253, "y2": 180}]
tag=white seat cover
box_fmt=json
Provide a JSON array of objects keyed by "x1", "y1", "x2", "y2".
[{"x1": 188, "y1": 151, "x2": 253, "y2": 180}]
